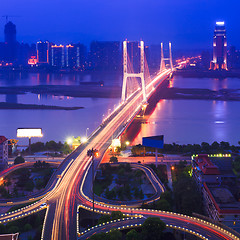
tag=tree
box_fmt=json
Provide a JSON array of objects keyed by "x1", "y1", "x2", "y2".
[
  {"x1": 233, "y1": 156, "x2": 240, "y2": 172},
  {"x1": 61, "y1": 143, "x2": 72, "y2": 155},
  {"x1": 124, "y1": 184, "x2": 132, "y2": 200},
  {"x1": 111, "y1": 211, "x2": 123, "y2": 220},
  {"x1": 29, "y1": 142, "x2": 45, "y2": 153},
  {"x1": 131, "y1": 144, "x2": 144, "y2": 156},
  {"x1": 162, "y1": 232, "x2": 176, "y2": 240},
  {"x1": 89, "y1": 232, "x2": 108, "y2": 240},
  {"x1": 211, "y1": 141, "x2": 220, "y2": 150},
  {"x1": 98, "y1": 214, "x2": 111, "y2": 224},
  {"x1": 46, "y1": 140, "x2": 59, "y2": 151},
  {"x1": 109, "y1": 156, "x2": 118, "y2": 163},
  {"x1": 14, "y1": 156, "x2": 25, "y2": 165},
  {"x1": 220, "y1": 141, "x2": 230, "y2": 150},
  {"x1": 173, "y1": 175, "x2": 202, "y2": 215},
  {"x1": 106, "y1": 189, "x2": 116, "y2": 200},
  {"x1": 0, "y1": 223, "x2": 5, "y2": 233},
  {"x1": 142, "y1": 217, "x2": 166, "y2": 240},
  {"x1": 201, "y1": 142, "x2": 210, "y2": 152},
  {"x1": 24, "y1": 223, "x2": 32, "y2": 232},
  {"x1": 25, "y1": 179, "x2": 34, "y2": 191},
  {"x1": 7, "y1": 225, "x2": 19, "y2": 233},
  {"x1": 125, "y1": 163, "x2": 132, "y2": 172},
  {"x1": 108, "y1": 229, "x2": 122, "y2": 240},
  {"x1": 155, "y1": 198, "x2": 172, "y2": 211},
  {"x1": 126, "y1": 229, "x2": 139, "y2": 240}
]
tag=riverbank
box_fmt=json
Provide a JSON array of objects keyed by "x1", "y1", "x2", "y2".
[
  {"x1": 160, "y1": 87, "x2": 240, "y2": 101},
  {"x1": 0, "y1": 85, "x2": 121, "y2": 98},
  {"x1": 174, "y1": 69, "x2": 240, "y2": 78},
  {"x1": 0, "y1": 102, "x2": 84, "y2": 110}
]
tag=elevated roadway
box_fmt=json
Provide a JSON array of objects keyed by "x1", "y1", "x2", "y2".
[{"x1": 0, "y1": 69, "x2": 239, "y2": 240}]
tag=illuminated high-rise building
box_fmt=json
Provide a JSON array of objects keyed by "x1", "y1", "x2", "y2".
[
  {"x1": 211, "y1": 21, "x2": 227, "y2": 70},
  {"x1": 66, "y1": 43, "x2": 86, "y2": 69},
  {"x1": 37, "y1": 41, "x2": 49, "y2": 64},
  {"x1": 51, "y1": 44, "x2": 64, "y2": 67}
]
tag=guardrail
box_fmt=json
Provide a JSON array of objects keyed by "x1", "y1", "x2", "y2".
[{"x1": 193, "y1": 212, "x2": 240, "y2": 239}]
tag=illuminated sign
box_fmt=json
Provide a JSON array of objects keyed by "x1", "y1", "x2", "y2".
[
  {"x1": 17, "y1": 128, "x2": 43, "y2": 138},
  {"x1": 112, "y1": 139, "x2": 121, "y2": 148},
  {"x1": 216, "y1": 21, "x2": 225, "y2": 26},
  {"x1": 28, "y1": 56, "x2": 38, "y2": 65}
]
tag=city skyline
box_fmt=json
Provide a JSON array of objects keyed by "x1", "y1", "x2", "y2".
[{"x1": 1, "y1": 0, "x2": 240, "y2": 49}]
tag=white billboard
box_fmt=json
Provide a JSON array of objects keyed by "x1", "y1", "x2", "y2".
[{"x1": 17, "y1": 128, "x2": 43, "y2": 138}]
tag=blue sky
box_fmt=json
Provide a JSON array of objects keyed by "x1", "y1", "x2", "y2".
[{"x1": 1, "y1": 0, "x2": 240, "y2": 49}]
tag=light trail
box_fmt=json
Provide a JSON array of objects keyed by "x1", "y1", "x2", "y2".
[{"x1": 0, "y1": 67, "x2": 238, "y2": 240}]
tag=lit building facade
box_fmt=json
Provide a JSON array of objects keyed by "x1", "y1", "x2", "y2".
[
  {"x1": 0, "y1": 136, "x2": 8, "y2": 170},
  {"x1": 51, "y1": 44, "x2": 64, "y2": 67},
  {"x1": 37, "y1": 41, "x2": 49, "y2": 64},
  {"x1": 211, "y1": 21, "x2": 227, "y2": 70},
  {"x1": 192, "y1": 154, "x2": 240, "y2": 231},
  {"x1": 66, "y1": 43, "x2": 86, "y2": 69}
]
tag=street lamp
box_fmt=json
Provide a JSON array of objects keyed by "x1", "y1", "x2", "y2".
[
  {"x1": 87, "y1": 148, "x2": 99, "y2": 226},
  {"x1": 86, "y1": 128, "x2": 89, "y2": 138},
  {"x1": 67, "y1": 137, "x2": 73, "y2": 145}
]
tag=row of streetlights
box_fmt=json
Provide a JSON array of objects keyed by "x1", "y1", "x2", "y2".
[{"x1": 66, "y1": 127, "x2": 90, "y2": 146}]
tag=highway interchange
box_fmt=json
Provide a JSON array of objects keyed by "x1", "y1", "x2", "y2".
[{"x1": 0, "y1": 69, "x2": 239, "y2": 240}]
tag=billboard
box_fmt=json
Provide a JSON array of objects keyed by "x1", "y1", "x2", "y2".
[
  {"x1": 17, "y1": 128, "x2": 43, "y2": 138},
  {"x1": 142, "y1": 135, "x2": 164, "y2": 149}
]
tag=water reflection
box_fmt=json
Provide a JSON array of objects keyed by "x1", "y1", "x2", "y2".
[
  {"x1": 0, "y1": 74, "x2": 240, "y2": 145},
  {"x1": 0, "y1": 72, "x2": 122, "y2": 86},
  {"x1": 173, "y1": 76, "x2": 240, "y2": 90},
  {"x1": 132, "y1": 75, "x2": 240, "y2": 145},
  {"x1": 211, "y1": 101, "x2": 227, "y2": 142}
]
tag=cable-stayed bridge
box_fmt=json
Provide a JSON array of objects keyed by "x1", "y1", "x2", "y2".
[{"x1": 0, "y1": 41, "x2": 237, "y2": 240}]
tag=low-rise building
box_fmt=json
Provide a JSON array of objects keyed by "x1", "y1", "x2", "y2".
[
  {"x1": 192, "y1": 154, "x2": 240, "y2": 231},
  {"x1": 0, "y1": 136, "x2": 8, "y2": 170},
  {"x1": 203, "y1": 183, "x2": 240, "y2": 231}
]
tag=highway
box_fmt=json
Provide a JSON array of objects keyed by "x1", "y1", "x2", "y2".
[
  {"x1": 0, "y1": 68, "x2": 239, "y2": 240},
  {"x1": 41, "y1": 69, "x2": 172, "y2": 240}
]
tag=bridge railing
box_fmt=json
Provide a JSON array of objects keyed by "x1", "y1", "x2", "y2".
[{"x1": 193, "y1": 212, "x2": 240, "y2": 238}]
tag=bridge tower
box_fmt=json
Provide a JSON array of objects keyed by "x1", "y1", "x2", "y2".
[
  {"x1": 121, "y1": 40, "x2": 147, "y2": 103},
  {"x1": 160, "y1": 42, "x2": 173, "y2": 72}
]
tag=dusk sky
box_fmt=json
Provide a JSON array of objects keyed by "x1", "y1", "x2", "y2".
[{"x1": 1, "y1": 0, "x2": 240, "y2": 49}]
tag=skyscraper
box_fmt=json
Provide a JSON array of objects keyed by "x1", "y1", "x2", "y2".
[
  {"x1": 66, "y1": 43, "x2": 86, "y2": 69},
  {"x1": 4, "y1": 21, "x2": 17, "y2": 63},
  {"x1": 211, "y1": 21, "x2": 227, "y2": 70},
  {"x1": 89, "y1": 41, "x2": 120, "y2": 71},
  {"x1": 37, "y1": 41, "x2": 49, "y2": 64},
  {"x1": 51, "y1": 44, "x2": 64, "y2": 67}
]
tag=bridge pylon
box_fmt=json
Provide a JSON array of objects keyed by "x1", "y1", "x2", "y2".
[
  {"x1": 121, "y1": 40, "x2": 147, "y2": 104},
  {"x1": 160, "y1": 42, "x2": 173, "y2": 72}
]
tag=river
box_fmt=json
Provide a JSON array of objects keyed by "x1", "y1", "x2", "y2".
[{"x1": 0, "y1": 72, "x2": 240, "y2": 145}]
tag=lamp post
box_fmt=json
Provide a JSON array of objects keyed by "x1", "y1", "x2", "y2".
[
  {"x1": 86, "y1": 128, "x2": 89, "y2": 138},
  {"x1": 87, "y1": 148, "x2": 99, "y2": 226}
]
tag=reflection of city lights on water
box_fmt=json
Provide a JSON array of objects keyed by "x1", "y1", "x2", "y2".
[{"x1": 214, "y1": 121, "x2": 224, "y2": 124}]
